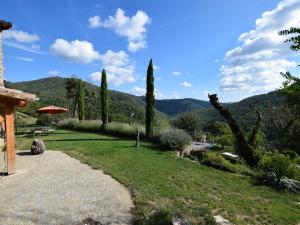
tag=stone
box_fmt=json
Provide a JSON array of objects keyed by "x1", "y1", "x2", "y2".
[
  {"x1": 31, "y1": 139, "x2": 46, "y2": 155},
  {"x1": 172, "y1": 215, "x2": 190, "y2": 225},
  {"x1": 213, "y1": 215, "x2": 234, "y2": 225}
]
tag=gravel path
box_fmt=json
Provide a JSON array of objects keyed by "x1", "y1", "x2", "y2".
[{"x1": 0, "y1": 150, "x2": 134, "y2": 225}]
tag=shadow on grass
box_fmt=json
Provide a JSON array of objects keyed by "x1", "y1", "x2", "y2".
[{"x1": 44, "y1": 138, "x2": 123, "y2": 142}]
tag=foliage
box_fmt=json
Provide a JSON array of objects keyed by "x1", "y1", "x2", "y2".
[
  {"x1": 137, "y1": 209, "x2": 173, "y2": 225},
  {"x1": 76, "y1": 79, "x2": 85, "y2": 120},
  {"x1": 16, "y1": 130, "x2": 300, "y2": 225},
  {"x1": 155, "y1": 98, "x2": 211, "y2": 116},
  {"x1": 101, "y1": 69, "x2": 108, "y2": 130},
  {"x1": 172, "y1": 111, "x2": 203, "y2": 134},
  {"x1": 58, "y1": 118, "x2": 101, "y2": 131},
  {"x1": 159, "y1": 129, "x2": 192, "y2": 151},
  {"x1": 279, "y1": 27, "x2": 300, "y2": 51},
  {"x1": 36, "y1": 114, "x2": 57, "y2": 126},
  {"x1": 146, "y1": 59, "x2": 155, "y2": 138},
  {"x1": 258, "y1": 153, "x2": 300, "y2": 192},
  {"x1": 280, "y1": 71, "x2": 300, "y2": 115},
  {"x1": 208, "y1": 94, "x2": 260, "y2": 167},
  {"x1": 6, "y1": 76, "x2": 168, "y2": 125},
  {"x1": 207, "y1": 121, "x2": 235, "y2": 149},
  {"x1": 84, "y1": 88, "x2": 97, "y2": 120},
  {"x1": 201, "y1": 152, "x2": 235, "y2": 173},
  {"x1": 65, "y1": 75, "x2": 78, "y2": 117}
]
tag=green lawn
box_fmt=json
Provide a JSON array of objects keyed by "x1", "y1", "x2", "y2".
[{"x1": 16, "y1": 130, "x2": 300, "y2": 225}]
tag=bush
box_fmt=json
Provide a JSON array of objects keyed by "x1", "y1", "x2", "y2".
[
  {"x1": 36, "y1": 114, "x2": 57, "y2": 126},
  {"x1": 159, "y1": 129, "x2": 192, "y2": 151},
  {"x1": 58, "y1": 118, "x2": 101, "y2": 131},
  {"x1": 201, "y1": 152, "x2": 235, "y2": 173},
  {"x1": 258, "y1": 152, "x2": 300, "y2": 192},
  {"x1": 141, "y1": 209, "x2": 173, "y2": 225}
]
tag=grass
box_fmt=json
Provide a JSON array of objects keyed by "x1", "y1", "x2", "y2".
[{"x1": 16, "y1": 129, "x2": 300, "y2": 225}]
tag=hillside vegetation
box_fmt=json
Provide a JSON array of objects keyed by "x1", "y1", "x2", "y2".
[{"x1": 6, "y1": 76, "x2": 286, "y2": 141}]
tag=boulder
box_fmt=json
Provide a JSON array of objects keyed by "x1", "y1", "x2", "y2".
[{"x1": 31, "y1": 139, "x2": 46, "y2": 155}]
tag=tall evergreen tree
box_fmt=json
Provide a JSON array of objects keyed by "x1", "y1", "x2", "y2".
[
  {"x1": 145, "y1": 59, "x2": 155, "y2": 137},
  {"x1": 101, "y1": 69, "x2": 108, "y2": 129},
  {"x1": 65, "y1": 75, "x2": 77, "y2": 117},
  {"x1": 77, "y1": 79, "x2": 85, "y2": 120}
]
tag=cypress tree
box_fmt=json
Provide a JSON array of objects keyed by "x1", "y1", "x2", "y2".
[
  {"x1": 145, "y1": 59, "x2": 155, "y2": 138},
  {"x1": 77, "y1": 79, "x2": 85, "y2": 120},
  {"x1": 101, "y1": 69, "x2": 108, "y2": 130}
]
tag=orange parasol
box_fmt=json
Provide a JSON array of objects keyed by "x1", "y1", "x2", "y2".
[{"x1": 37, "y1": 105, "x2": 68, "y2": 115}]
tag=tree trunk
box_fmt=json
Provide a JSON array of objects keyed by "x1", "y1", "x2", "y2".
[{"x1": 208, "y1": 94, "x2": 258, "y2": 167}]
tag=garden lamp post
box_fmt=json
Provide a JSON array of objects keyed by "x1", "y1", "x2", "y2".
[{"x1": 0, "y1": 20, "x2": 12, "y2": 86}]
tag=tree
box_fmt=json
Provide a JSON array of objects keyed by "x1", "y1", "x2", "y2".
[
  {"x1": 65, "y1": 75, "x2": 77, "y2": 117},
  {"x1": 208, "y1": 94, "x2": 261, "y2": 167},
  {"x1": 77, "y1": 79, "x2": 85, "y2": 120},
  {"x1": 274, "y1": 27, "x2": 300, "y2": 152},
  {"x1": 101, "y1": 69, "x2": 108, "y2": 129},
  {"x1": 279, "y1": 27, "x2": 300, "y2": 51},
  {"x1": 172, "y1": 112, "x2": 203, "y2": 134},
  {"x1": 145, "y1": 59, "x2": 155, "y2": 138},
  {"x1": 85, "y1": 88, "x2": 97, "y2": 120},
  {"x1": 206, "y1": 121, "x2": 235, "y2": 149}
]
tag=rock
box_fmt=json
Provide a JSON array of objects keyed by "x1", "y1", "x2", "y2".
[
  {"x1": 172, "y1": 215, "x2": 190, "y2": 225},
  {"x1": 31, "y1": 139, "x2": 46, "y2": 155},
  {"x1": 181, "y1": 145, "x2": 193, "y2": 157},
  {"x1": 213, "y1": 215, "x2": 234, "y2": 225}
]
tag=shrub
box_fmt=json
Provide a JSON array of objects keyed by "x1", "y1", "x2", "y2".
[
  {"x1": 58, "y1": 118, "x2": 101, "y2": 131},
  {"x1": 258, "y1": 152, "x2": 300, "y2": 192},
  {"x1": 106, "y1": 122, "x2": 146, "y2": 138},
  {"x1": 201, "y1": 152, "x2": 235, "y2": 173},
  {"x1": 36, "y1": 114, "x2": 58, "y2": 126},
  {"x1": 145, "y1": 209, "x2": 173, "y2": 225},
  {"x1": 159, "y1": 129, "x2": 192, "y2": 151},
  {"x1": 137, "y1": 208, "x2": 173, "y2": 225}
]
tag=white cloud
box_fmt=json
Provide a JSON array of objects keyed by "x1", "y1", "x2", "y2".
[
  {"x1": 12, "y1": 56, "x2": 34, "y2": 62},
  {"x1": 2, "y1": 29, "x2": 42, "y2": 53},
  {"x1": 130, "y1": 86, "x2": 145, "y2": 96},
  {"x1": 156, "y1": 77, "x2": 162, "y2": 81},
  {"x1": 49, "y1": 70, "x2": 59, "y2": 76},
  {"x1": 172, "y1": 71, "x2": 182, "y2": 76},
  {"x1": 90, "y1": 50, "x2": 136, "y2": 85},
  {"x1": 3, "y1": 30, "x2": 39, "y2": 43},
  {"x1": 90, "y1": 8, "x2": 151, "y2": 52},
  {"x1": 50, "y1": 39, "x2": 100, "y2": 64},
  {"x1": 220, "y1": 0, "x2": 300, "y2": 95},
  {"x1": 173, "y1": 94, "x2": 180, "y2": 99},
  {"x1": 153, "y1": 65, "x2": 159, "y2": 70},
  {"x1": 89, "y1": 16, "x2": 101, "y2": 28},
  {"x1": 180, "y1": 81, "x2": 192, "y2": 87}
]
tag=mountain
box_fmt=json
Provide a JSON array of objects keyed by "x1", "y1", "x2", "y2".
[
  {"x1": 5, "y1": 76, "x2": 286, "y2": 140},
  {"x1": 155, "y1": 98, "x2": 211, "y2": 116},
  {"x1": 4, "y1": 77, "x2": 167, "y2": 125}
]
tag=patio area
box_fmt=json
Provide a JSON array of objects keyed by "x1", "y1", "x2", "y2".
[{"x1": 0, "y1": 150, "x2": 133, "y2": 225}]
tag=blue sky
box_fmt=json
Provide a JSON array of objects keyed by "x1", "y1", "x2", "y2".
[{"x1": 1, "y1": 0, "x2": 299, "y2": 102}]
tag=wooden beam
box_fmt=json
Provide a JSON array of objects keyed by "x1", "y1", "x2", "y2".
[
  {"x1": 0, "y1": 87, "x2": 37, "y2": 102},
  {"x1": 5, "y1": 104, "x2": 15, "y2": 174}
]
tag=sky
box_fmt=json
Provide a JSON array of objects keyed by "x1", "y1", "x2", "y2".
[{"x1": 1, "y1": 0, "x2": 300, "y2": 102}]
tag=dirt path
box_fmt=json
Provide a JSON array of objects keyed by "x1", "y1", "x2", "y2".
[{"x1": 0, "y1": 150, "x2": 134, "y2": 225}]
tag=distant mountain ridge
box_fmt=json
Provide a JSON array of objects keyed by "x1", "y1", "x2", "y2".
[
  {"x1": 155, "y1": 98, "x2": 211, "y2": 116},
  {"x1": 4, "y1": 76, "x2": 212, "y2": 117},
  {"x1": 4, "y1": 76, "x2": 284, "y2": 137}
]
